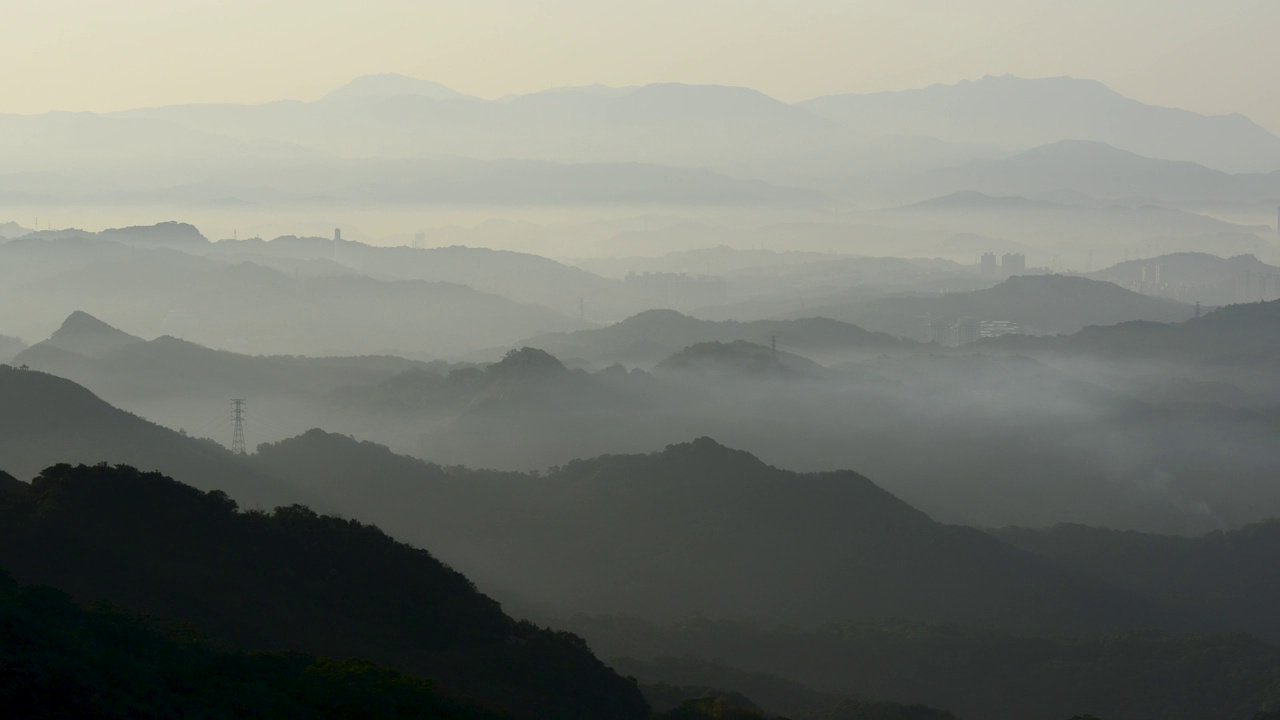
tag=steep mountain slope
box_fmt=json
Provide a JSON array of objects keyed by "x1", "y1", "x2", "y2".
[
  {"x1": 0, "y1": 366, "x2": 301, "y2": 509},
  {"x1": 0, "y1": 463, "x2": 648, "y2": 720},
  {"x1": 251, "y1": 432, "x2": 1178, "y2": 635},
  {"x1": 23, "y1": 310, "x2": 144, "y2": 358},
  {"x1": 801, "y1": 75, "x2": 1280, "y2": 173}
]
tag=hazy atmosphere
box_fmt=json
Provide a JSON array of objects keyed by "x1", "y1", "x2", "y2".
[{"x1": 4, "y1": 3, "x2": 1280, "y2": 720}]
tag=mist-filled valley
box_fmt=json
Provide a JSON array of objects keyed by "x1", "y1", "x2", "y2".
[{"x1": 7, "y1": 6, "x2": 1280, "y2": 717}]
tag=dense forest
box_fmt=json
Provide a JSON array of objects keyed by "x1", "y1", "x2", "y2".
[
  {"x1": 0, "y1": 568, "x2": 498, "y2": 719},
  {"x1": 0, "y1": 463, "x2": 648, "y2": 720}
]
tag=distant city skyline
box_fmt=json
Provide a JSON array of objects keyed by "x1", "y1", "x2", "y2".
[{"x1": 2, "y1": 0, "x2": 1278, "y2": 132}]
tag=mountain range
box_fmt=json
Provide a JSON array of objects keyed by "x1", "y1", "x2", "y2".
[
  {"x1": 788, "y1": 273, "x2": 1196, "y2": 338},
  {"x1": 517, "y1": 309, "x2": 915, "y2": 368},
  {"x1": 801, "y1": 74, "x2": 1280, "y2": 173},
  {"x1": 3, "y1": 73, "x2": 1280, "y2": 211},
  {"x1": 0, "y1": 234, "x2": 578, "y2": 356}
]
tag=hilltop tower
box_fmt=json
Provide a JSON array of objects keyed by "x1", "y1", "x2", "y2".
[{"x1": 333, "y1": 228, "x2": 342, "y2": 262}]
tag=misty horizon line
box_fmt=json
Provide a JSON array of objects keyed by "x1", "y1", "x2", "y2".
[{"x1": 7, "y1": 71, "x2": 1270, "y2": 128}]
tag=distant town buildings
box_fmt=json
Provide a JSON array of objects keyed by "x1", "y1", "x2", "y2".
[
  {"x1": 624, "y1": 271, "x2": 726, "y2": 308},
  {"x1": 979, "y1": 320, "x2": 1021, "y2": 338},
  {"x1": 977, "y1": 251, "x2": 1026, "y2": 278},
  {"x1": 957, "y1": 317, "x2": 982, "y2": 346},
  {"x1": 926, "y1": 316, "x2": 1021, "y2": 346},
  {"x1": 1237, "y1": 270, "x2": 1280, "y2": 303}
]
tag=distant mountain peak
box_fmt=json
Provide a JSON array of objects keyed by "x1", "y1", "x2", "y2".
[
  {"x1": 53, "y1": 311, "x2": 139, "y2": 339},
  {"x1": 492, "y1": 346, "x2": 568, "y2": 376},
  {"x1": 42, "y1": 312, "x2": 144, "y2": 359},
  {"x1": 324, "y1": 73, "x2": 470, "y2": 101}
]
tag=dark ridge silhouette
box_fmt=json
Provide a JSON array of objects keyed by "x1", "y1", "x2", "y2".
[
  {"x1": 799, "y1": 273, "x2": 1194, "y2": 337},
  {"x1": 0, "y1": 365, "x2": 303, "y2": 509},
  {"x1": 16, "y1": 312, "x2": 431, "y2": 399},
  {"x1": 519, "y1": 309, "x2": 913, "y2": 368},
  {"x1": 97, "y1": 220, "x2": 207, "y2": 246},
  {"x1": 996, "y1": 520, "x2": 1280, "y2": 644},
  {"x1": 653, "y1": 340, "x2": 823, "y2": 377},
  {"x1": 0, "y1": 463, "x2": 649, "y2": 720},
  {"x1": 569, "y1": 615, "x2": 1280, "y2": 720},
  {"x1": 982, "y1": 296, "x2": 1280, "y2": 362},
  {"x1": 251, "y1": 432, "x2": 1180, "y2": 635},
  {"x1": 0, "y1": 569, "x2": 498, "y2": 719},
  {"x1": 0, "y1": 470, "x2": 22, "y2": 493},
  {"x1": 619, "y1": 656, "x2": 958, "y2": 720}
]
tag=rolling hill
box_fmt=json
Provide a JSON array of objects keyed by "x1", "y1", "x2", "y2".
[
  {"x1": 249, "y1": 432, "x2": 1178, "y2": 635},
  {"x1": 792, "y1": 273, "x2": 1195, "y2": 338},
  {"x1": 0, "y1": 365, "x2": 303, "y2": 510},
  {"x1": 0, "y1": 241, "x2": 577, "y2": 357},
  {"x1": 516, "y1": 309, "x2": 914, "y2": 368},
  {"x1": 924, "y1": 140, "x2": 1280, "y2": 205}
]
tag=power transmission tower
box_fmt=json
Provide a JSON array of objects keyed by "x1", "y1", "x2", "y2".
[{"x1": 231, "y1": 399, "x2": 247, "y2": 454}]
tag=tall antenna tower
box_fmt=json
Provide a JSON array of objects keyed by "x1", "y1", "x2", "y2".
[{"x1": 231, "y1": 399, "x2": 247, "y2": 455}]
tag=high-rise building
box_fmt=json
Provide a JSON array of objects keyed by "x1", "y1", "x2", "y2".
[
  {"x1": 333, "y1": 228, "x2": 342, "y2": 262},
  {"x1": 1001, "y1": 253, "x2": 1026, "y2": 275},
  {"x1": 957, "y1": 317, "x2": 982, "y2": 345},
  {"x1": 979, "y1": 320, "x2": 1021, "y2": 338},
  {"x1": 980, "y1": 252, "x2": 998, "y2": 277}
]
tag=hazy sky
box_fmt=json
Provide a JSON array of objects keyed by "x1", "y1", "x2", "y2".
[{"x1": 3, "y1": 0, "x2": 1278, "y2": 130}]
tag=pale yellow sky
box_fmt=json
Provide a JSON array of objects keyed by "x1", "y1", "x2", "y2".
[{"x1": 2, "y1": 0, "x2": 1278, "y2": 130}]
